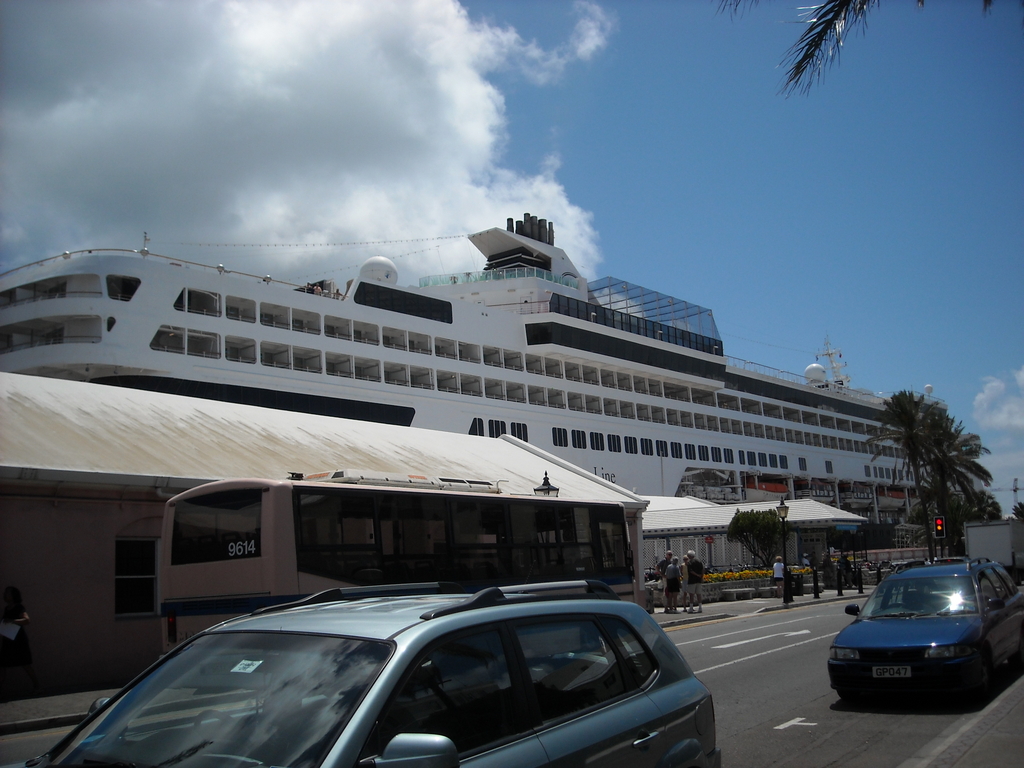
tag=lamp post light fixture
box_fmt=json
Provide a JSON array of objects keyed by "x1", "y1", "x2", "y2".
[
  {"x1": 778, "y1": 498, "x2": 793, "y2": 606},
  {"x1": 534, "y1": 472, "x2": 559, "y2": 498}
]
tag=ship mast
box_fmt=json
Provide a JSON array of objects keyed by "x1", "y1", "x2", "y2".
[{"x1": 816, "y1": 336, "x2": 850, "y2": 389}]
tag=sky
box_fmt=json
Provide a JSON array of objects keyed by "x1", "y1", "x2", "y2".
[{"x1": 2, "y1": 0, "x2": 1022, "y2": 511}]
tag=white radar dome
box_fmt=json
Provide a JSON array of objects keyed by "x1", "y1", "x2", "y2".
[
  {"x1": 804, "y1": 363, "x2": 827, "y2": 383},
  {"x1": 924, "y1": 384, "x2": 933, "y2": 395},
  {"x1": 359, "y1": 256, "x2": 398, "y2": 285}
]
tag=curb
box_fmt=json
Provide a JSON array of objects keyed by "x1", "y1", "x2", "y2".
[
  {"x1": 0, "y1": 713, "x2": 85, "y2": 736},
  {"x1": 756, "y1": 593, "x2": 869, "y2": 613}
]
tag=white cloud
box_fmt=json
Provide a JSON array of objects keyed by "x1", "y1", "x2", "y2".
[
  {"x1": 974, "y1": 366, "x2": 1024, "y2": 434},
  {"x1": 0, "y1": 0, "x2": 611, "y2": 281}
]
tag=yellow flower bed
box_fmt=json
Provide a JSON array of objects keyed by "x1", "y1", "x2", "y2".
[{"x1": 704, "y1": 567, "x2": 811, "y2": 583}]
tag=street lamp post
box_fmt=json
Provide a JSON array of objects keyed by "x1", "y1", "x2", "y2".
[{"x1": 778, "y1": 498, "x2": 792, "y2": 606}]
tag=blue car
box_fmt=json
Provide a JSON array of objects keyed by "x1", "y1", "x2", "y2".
[{"x1": 828, "y1": 559, "x2": 1024, "y2": 700}]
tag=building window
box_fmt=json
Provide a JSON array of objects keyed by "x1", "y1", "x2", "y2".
[
  {"x1": 768, "y1": 454, "x2": 778, "y2": 468},
  {"x1": 670, "y1": 442, "x2": 683, "y2": 459},
  {"x1": 723, "y1": 448, "x2": 734, "y2": 464},
  {"x1": 469, "y1": 418, "x2": 484, "y2": 436},
  {"x1": 115, "y1": 539, "x2": 157, "y2": 616},
  {"x1": 737, "y1": 449, "x2": 745, "y2": 465},
  {"x1": 779, "y1": 455, "x2": 788, "y2": 470},
  {"x1": 624, "y1": 436, "x2": 639, "y2": 454},
  {"x1": 825, "y1": 460, "x2": 834, "y2": 474},
  {"x1": 552, "y1": 427, "x2": 569, "y2": 447},
  {"x1": 510, "y1": 422, "x2": 528, "y2": 442},
  {"x1": 698, "y1": 445, "x2": 710, "y2": 462},
  {"x1": 656, "y1": 440, "x2": 669, "y2": 458},
  {"x1": 488, "y1": 419, "x2": 507, "y2": 438},
  {"x1": 757, "y1": 452, "x2": 767, "y2": 468},
  {"x1": 640, "y1": 438, "x2": 654, "y2": 456},
  {"x1": 747, "y1": 451, "x2": 757, "y2": 466},
  {"x1": 865, "y1": 465, "x2": 872, "y2": 478},
  {"x1": 571, "y1": 429, "x2": 587, "y2": 449},
  {"x1": 607, "y1": 434, "x2": 622, "y2": 452},
  {"x1": 711, "y1": 446, "x2": 722, "y2": 462},
  {"x1": 590, "y1": 432, "x2": 605, "y2": 451},
  {"x1": 884, "y1": 466, "x2": 890, "y2": 479},
  {"x1": 684, "y1": 444, "x2": 697, "y2": 461},
  {"x1": 798, "y1": 457, "x2": 808, "y2": 472}
]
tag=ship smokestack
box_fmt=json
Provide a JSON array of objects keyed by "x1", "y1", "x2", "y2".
[
  {"x1": 548, "y1": 221, "x2": 554, "y2": 245},
  {"x1": 507, "y1": 218, "x2": 514, "y2": 232},
  {"x1": 509, "y1": 214, "x2": 553, "y2": 245}
]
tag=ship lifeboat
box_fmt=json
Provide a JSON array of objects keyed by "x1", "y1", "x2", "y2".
[
  {"x1": 877, "y1": 487, "x2": 907, "y2": 511},
  {"x1": 742, "y1": 477, "x2": 789, "y2": 503}
]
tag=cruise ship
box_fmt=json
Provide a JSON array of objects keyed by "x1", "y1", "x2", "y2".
[{"x1": 0, "y1": 214, "x2": 923, "y2": 523}]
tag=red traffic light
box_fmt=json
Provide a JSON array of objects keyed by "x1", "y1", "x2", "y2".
[{"x1": 933, "y1": 516, "x2": 946, "y2": 539}]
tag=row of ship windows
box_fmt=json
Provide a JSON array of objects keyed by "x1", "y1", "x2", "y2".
[
  {"x1": 148, "y1": 321, "x2": 896, "y2": 457},
  {"x1": 170, "y1": 287, "x2": 879, "y2": 435},
  {"x1": 148, "y1": 325, "x2": 893, "y2": 456},
  {"x1": 478, "y1": 417, "x2": 911, "y2": 482}
]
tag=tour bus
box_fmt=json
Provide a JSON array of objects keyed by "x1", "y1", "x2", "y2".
[{"x1": 160, "y1": 471, "x2": 635, "y2": 651}]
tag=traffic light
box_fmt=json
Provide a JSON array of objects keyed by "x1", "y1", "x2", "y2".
[{"x1": 933, "y1": 516, "x2": 946, "y2": 539}]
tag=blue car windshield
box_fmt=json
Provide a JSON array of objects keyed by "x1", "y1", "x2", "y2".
[
  {"x1": 51, "y1": 632, "x2": 391, "y2": 768},
  {"x1": 861, "y1": 575, "x2": 978, "y2": 617}
]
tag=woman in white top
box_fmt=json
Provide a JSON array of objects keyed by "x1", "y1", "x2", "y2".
[{"x1": 773, "y1": 555, "x2": 785, "y2": 598}]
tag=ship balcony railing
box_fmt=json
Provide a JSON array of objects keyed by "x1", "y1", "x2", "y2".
[
  {"x1": 0, "y1": 290, "x2": 104, "y2": 310},
  {"x1": 1, "y1": 335, "x2": 102, "y2": 354},
  {"x1": 419, "y1": 268, "x2": 579, "y2": 290}
]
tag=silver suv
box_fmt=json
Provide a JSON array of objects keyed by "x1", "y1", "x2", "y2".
[{"x1": 37, "y1": 581, "x2": 720, "y2": 768}]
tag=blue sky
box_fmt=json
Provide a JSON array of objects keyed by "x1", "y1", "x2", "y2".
[{"x1": 2, "y1": 0, "x2": 1022, "y2": 509}]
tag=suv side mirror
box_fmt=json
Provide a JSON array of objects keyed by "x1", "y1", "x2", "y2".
[
  {"x1": 373, "y1": 733, "x2": 459, "y2": 768},
  {"x1": 845, "y1": 604, "x2": 860, "y2": 616},
  {"x1": 987, "y1": 597, "x2": 1006, "y2": 611}
]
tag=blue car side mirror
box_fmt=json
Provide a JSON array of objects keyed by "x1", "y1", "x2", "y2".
[
  {"x1": 845, "y1": 604, "x2": 860, "y2": 616},
  {"x1": 987, "y1": 597, "x2": 1006, "y2": 611}
]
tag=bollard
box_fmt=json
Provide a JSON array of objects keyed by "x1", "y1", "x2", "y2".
[
  {"x1": 783, "y1": 567, "x2": 793, "y2": 607},
  {"x1": 813, "y1": 567, "x2": 820, "y2": 599},
  {"x1": 837, "y1": 564, "x2": 844, "y2": 597},
  {"x1": 857, "y1": 567, "x2": 864, "y2": 594}
]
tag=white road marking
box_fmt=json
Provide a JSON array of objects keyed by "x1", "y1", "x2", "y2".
[
  {"x1": 693, "y1": 631, "x2": 839, "y2": 674},
  {"x1": 674, "y1": 614, "x2": 821, "y2": 646},
  {"x1": 712, "y1": 629, "x2": 810, "y2": 649},
  {"x1": 774, "y1": 717, "x2": 817, "y2": 730}
]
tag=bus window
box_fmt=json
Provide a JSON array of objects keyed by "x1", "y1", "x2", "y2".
[
  {"x1": 450, "y1": 500, "x2": 512, "y2": 582},
  {"x1": 379, "y1": 493, "x2": 448, "y2": 583},
  {"x1": 598, "y1": 519, "x2": 626, "y2": 569},
  {"x1": 295, "y1": 492, "x2": 382, "y2": 584},
  {"x1": 171, "y1": 489, "x2": 262, "y2": 565}
]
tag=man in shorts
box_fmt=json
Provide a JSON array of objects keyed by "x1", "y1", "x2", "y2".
[{"x1": 684, "y1": 549, "x2": 704, "y2": 613}]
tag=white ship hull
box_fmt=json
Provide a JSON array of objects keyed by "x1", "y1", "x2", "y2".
[{"x1": 0, "y1": 217, "x2": 918, "y2": 507}]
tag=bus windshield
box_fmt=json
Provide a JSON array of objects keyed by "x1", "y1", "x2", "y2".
[{"x1": 53, "y1": 632, "x2": 391, "y2": 768}]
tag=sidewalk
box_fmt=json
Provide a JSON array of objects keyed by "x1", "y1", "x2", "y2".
[{"x1": 650, "y1": 584, "x2": 868, "y2": 629}]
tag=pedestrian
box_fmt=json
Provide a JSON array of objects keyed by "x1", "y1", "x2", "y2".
[
  {"x1": 664, "y1": 557, "x2": 682, "y2": 613},
  {"x1": 842, "y1": 556, "x2": 853, "y2": 588},
  {"x1": 679, "y1": 555, "x2": 691, "y2": 612},
  {"x1": 685, "y1": 550, "x2": 704, "y2": 613},
  {"x1": 773, "y1": 556, "x2": 785, "y2": 598},
  {"x1": 0, "y1": 586, "x2": 39, "y2": 695},
  {"x1": 656, "y1": 550, "x2": 673, "y2": 580}
]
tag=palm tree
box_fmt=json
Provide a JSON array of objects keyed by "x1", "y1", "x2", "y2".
[
  {"x1": 721, "y1": 1, "x2": 1010, "y2": 95},
  {"x1": 925, "y1": 415, "x2": 993, "y2": 543},
  {"x1": 870, "y1": 390, "x2": 937, "y2": 557},
  {"x1": 1014, "y1": 501, "x2": 1024, "y2": 521}
]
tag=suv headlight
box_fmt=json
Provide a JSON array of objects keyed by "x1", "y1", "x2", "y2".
[
  {"x1": 924, "y1": 645, "x2": 974, "y2": 659},
  {"x1": 830, "y1": 647, "x2": 859, "y2": 660}
]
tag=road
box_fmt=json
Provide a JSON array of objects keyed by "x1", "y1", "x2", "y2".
[{"x1": 667, "y1": 601, "x2": 1023, "y2": 768}]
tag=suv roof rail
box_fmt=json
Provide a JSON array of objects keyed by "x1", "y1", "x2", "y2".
[
  {"x1": 419, "y1": 579, "x2": 619, "y2": 621},
  {"x1": 251, "y1": 582, "x2": 465, "y2": 615},
  {"x1": 969, "y1": 557, "x2": 992, "y2": 566}
]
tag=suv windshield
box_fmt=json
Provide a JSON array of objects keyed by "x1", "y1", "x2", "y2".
[
  {"x1": 860, "y1": 574, "x2": 978, "y2": 618},
  {"x1": 51, "y1": 632, "x2": 391, "y2": 768}
]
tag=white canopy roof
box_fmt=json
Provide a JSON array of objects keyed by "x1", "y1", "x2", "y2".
[
  {"x1": 642, "y1": 496, "x2": 866, "y2": 536},
  {"x1": 0, "y1": 372, "x2": 645, "y2": 507}
]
